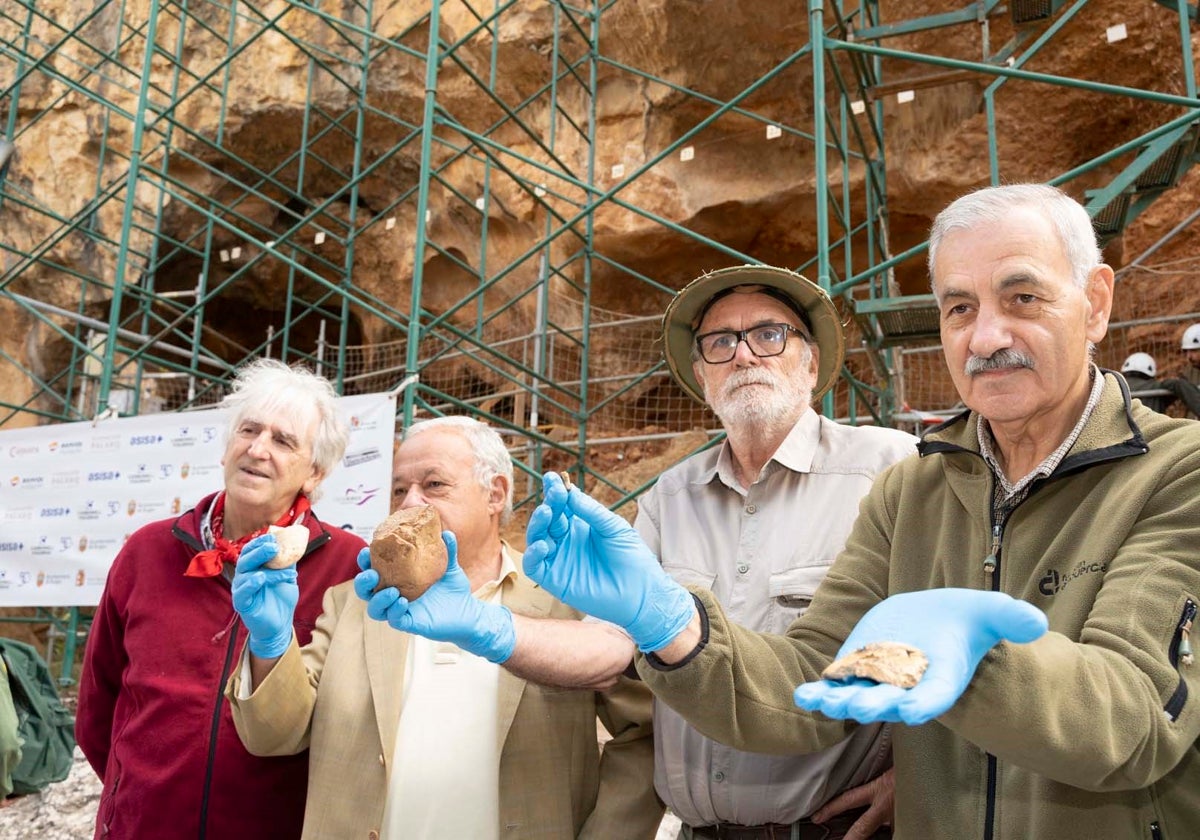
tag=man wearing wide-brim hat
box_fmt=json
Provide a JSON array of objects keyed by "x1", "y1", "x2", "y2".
[
  {"x1": 661, "y1": 263, "x2": 846, "y2": 409},
  {"x1": 638, "y1": 264, "x2": 916, "y2": 840},
  {"x1": 338, "y1": 263, "x2": 918, "y2": 838}
]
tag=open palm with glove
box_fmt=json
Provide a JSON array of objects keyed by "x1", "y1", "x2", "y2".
[{"x1": 793, "y1": 588, "x2": 1047, "y2": 725}]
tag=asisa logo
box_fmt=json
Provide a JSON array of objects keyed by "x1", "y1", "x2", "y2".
[
  {"x1": 87, "y1": 470, "x2": 122, "y2": 483},
  {"x1": 129, "y1": 434, "x2": 163, "y2": 446}
]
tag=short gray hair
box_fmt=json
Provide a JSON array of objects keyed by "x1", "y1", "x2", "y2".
[
  {"x1": 928, "y1": 183, "x2": 1101, "y2": 296},
  {"x1": 403, "y1": 416, "x2": 514, "y2": 523},
  {"x1": 222, "y1": 358, "x2": 348, "y2": 501}
]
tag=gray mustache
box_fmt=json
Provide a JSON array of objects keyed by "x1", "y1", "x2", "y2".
[
  {"x1": 723, "y1": 371, "x2": 775, "y2": 393},
  {"x1": 964, "y1": 349, "x2": 1035, "y2": 376}
]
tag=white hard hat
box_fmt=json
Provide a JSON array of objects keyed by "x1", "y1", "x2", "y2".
[
  {"x1": 1182, "y1": 323, "x2": 1200, "y2": 350},
  {"x1": 1121, "y1": 352, "x2": 1157, "y2": 378}
]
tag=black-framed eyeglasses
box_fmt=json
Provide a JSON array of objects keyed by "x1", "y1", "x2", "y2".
[{"x1": 694, "y1": 323, "x2": 809, "y2": 364}]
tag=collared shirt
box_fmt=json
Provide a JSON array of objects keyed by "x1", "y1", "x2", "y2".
[
  {"x1": 979, "y1": 364, "x2": 1104, "y2": 518},
  {"x1": 382, "y1": 547, "x2": 518, "y2": 840},
  {"x1": 635, "y1": 410, "x2": 917, "y2": 827}
]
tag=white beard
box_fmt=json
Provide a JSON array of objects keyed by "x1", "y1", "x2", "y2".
[{"x1": 709, "y1": 367, "x2": 813, "y2": 430}]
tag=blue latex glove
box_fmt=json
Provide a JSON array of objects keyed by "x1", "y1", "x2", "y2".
[
  {"x1": 523, "y1": 472, "x2": 694, "y2": 652},
  {"x1": 353, "y1": 532, "x2": 516, "y2": 664},
  {"x1": 793, "y1": 588, "x2": 1048, "y2": 725},
  {"x1": 231, "y1": 535, "x2": 299, "y2": 659}
]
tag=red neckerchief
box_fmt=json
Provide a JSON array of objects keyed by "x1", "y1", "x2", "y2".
[{"x1": 184, "y1": 492, "x2": 312, "y2": 578}]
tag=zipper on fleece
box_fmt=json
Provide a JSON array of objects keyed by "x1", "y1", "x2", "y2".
[
  {"x1": 983, "y1": 524, "x2": 1001, "y2": 580},
  {"x1": 982, "y1": 507, "x2": 1004, "y2": 840},
  {"x1": 1164, "y1": 599, "x2": 1196, "y2": 722},
  {"x1": 1169, "y1": 600, "x2": 1195, "y2": 667},
  {"x1": 1150, "y1": 819, "x2": 1163, "y2": 840},
  {"x1": 983, "y1": 752, "x2": 998, "y2": 840},
  {"x1": 198, "y1": 617, "x2": 241, "y2": 840}
]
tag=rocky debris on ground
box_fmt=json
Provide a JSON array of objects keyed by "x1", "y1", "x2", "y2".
[{"x1": 0, "y1": 747, "x2": 101, "y2": 840}]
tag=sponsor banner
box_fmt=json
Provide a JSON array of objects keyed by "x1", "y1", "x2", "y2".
[{"x1": 0, "y1": 393, "x2": 395, "y2": 607}]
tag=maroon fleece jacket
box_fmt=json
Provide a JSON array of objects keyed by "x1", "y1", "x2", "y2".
[{"x1": 76, "y1": 492, "x2": 364, "y2": 840}]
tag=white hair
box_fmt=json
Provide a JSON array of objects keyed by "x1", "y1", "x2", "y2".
[
  {"x1": 928, "y1": 183, "x2": 1102, "y2": 297},
  {"x1": 221, "y1": 358, "x2": 348, "y2": 501},
  {"x1": 403, "y1": 416, "x2": 514, "y2": 523}
]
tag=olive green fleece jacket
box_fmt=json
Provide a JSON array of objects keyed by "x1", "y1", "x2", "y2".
[{"x1": 638, "y1": 372, "x2": 1200, "y2": 840}]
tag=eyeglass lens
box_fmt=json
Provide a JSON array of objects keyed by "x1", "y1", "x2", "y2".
[{"x1": 698, "y1": 324, "x2": 793, "y2": 363}]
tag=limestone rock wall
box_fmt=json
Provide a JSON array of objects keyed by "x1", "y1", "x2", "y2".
[{"x1": 1, "y1": 0, "x2": 1198, "y2": 427}]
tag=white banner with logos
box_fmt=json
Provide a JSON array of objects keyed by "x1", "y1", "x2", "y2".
[{"x1": 0, "y1": 393, "x2": 396, "y2": 607}]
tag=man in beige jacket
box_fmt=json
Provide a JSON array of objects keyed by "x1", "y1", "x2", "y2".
[{"x1": 227, "y1": 416, "x2": 661, "y2": 839}]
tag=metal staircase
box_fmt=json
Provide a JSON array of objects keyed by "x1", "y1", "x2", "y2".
[
  {"x1": 855, "y1": 294, "x2": 940, "y2": 349},
  {"x1": 1086, "y1": 122, "x2": 1200, "y2": 246}
]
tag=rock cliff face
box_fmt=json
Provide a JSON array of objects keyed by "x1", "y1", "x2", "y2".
[{"x1": 2, "y1": 0, "x2": 1198, "y2": 428}]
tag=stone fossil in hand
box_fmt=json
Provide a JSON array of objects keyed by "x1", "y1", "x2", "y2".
[
  {"x1": 265, "y1": 523, "x2": 309, "y2": 569},
  {"x1": 822, "y1": 642, "x2": 929, "y2": 689},
  {"x1": 369, "y1": 505, "x2": 448, "y2": 601}
]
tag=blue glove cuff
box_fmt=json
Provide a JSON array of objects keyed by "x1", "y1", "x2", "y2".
[
  {"x1": 248, "y1": 627, "x2": 293, "y2": 660},
  {"x1": 630, "y1": 577, "x2": 695, "y2": 653},
  {"x1": 478, "y1": 604, "x2": 516, "y2": 664}
]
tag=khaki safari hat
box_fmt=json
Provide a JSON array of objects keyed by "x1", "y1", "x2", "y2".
[{"x1": 661, "y1": 264, "x2": 846, "y2": 405}]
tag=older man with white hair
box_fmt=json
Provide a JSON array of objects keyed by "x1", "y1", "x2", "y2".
[
  {"x1": 365, "y1": 265, "x2": 917, "y2": 839},
  {"x1": 634, "y1": 266, "x2": 915, "y2": 840},
  {"x1": 76, "y1": 358, "x2": 364, "y2": 840},
  {"x1": 524, "y1": 183, "x2": 1200, "y2": 840},
  {"x1": 227, "y1": 415, "x2": 661, "y2": 840}
]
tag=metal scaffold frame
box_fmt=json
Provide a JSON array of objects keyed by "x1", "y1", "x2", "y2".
[{"x1": 1, "y1": 0, "x2": 1198, "y2": 506}]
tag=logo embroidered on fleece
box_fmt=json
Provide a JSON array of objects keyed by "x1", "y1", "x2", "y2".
[{"x1": 1038, "y1": 561, "x2": 1109, "y2": 596}]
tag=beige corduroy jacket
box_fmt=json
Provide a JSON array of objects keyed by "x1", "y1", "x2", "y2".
[{"x1": 228, "y1": 546, "x2": 662, "y2": 840}]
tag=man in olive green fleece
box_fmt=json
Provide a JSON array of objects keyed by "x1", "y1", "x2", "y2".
[{"x1": 523, "y1": 183, "x2": 1200, "y2": 840}]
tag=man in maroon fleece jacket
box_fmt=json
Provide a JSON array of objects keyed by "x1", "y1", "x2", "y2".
[{"x1": 75, "y1": 359, "x2": 364, "y2": 840}]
